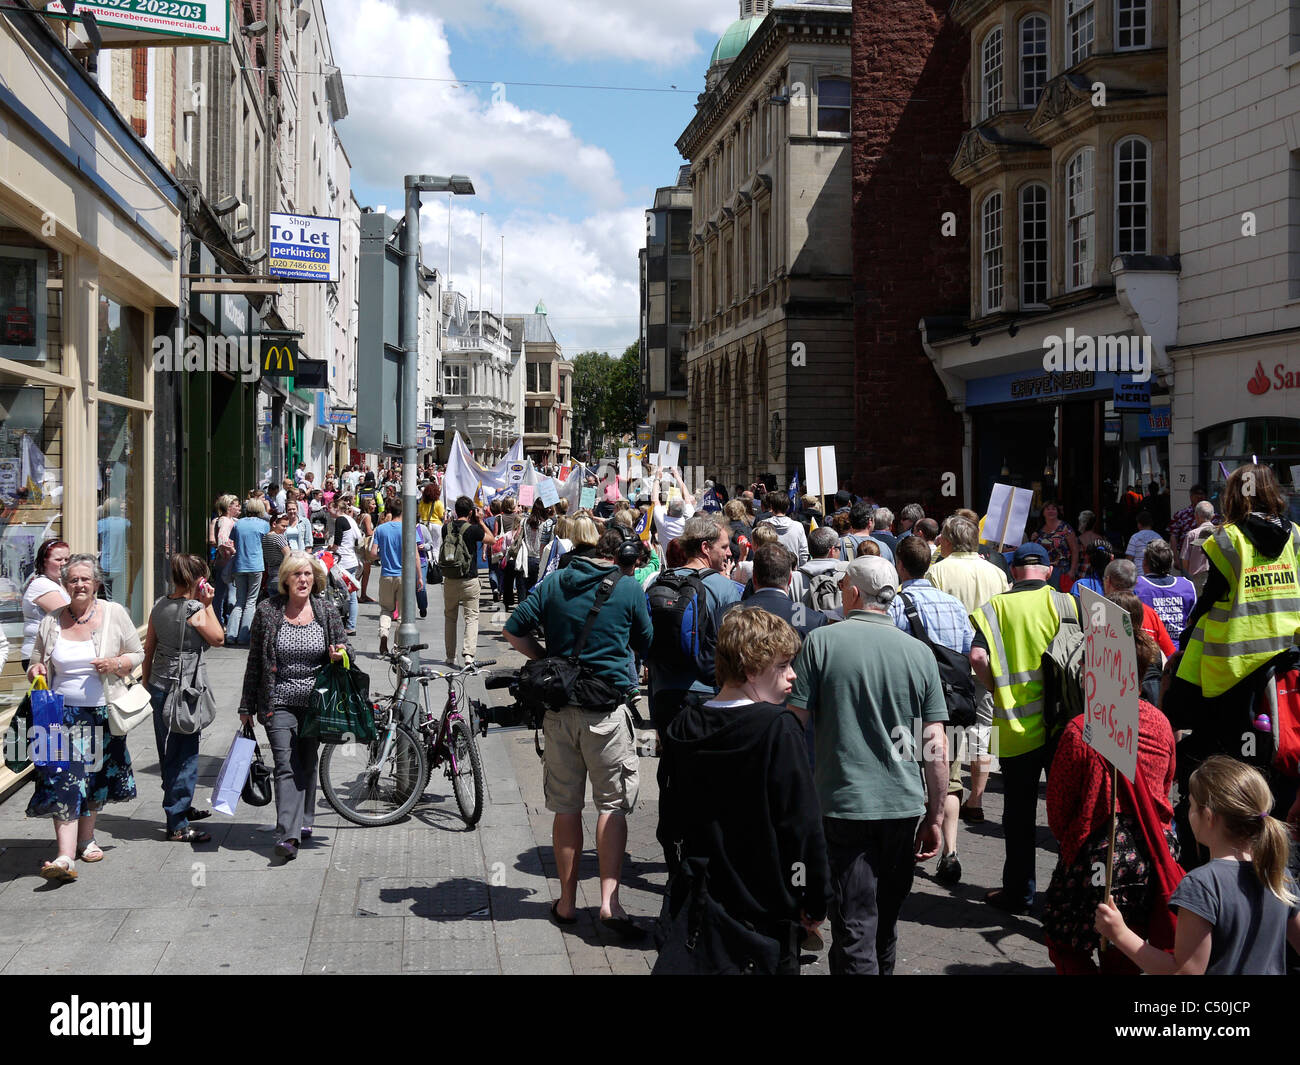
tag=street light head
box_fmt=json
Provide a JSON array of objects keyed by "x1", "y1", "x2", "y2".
[
  {"x1": 449, "y1": 176, "x2": 475, "y2": 196},
  {"x1": 406, "y1": 175, "x2": 476, "y2": 195}
]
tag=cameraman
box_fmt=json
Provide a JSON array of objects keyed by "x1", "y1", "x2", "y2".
[{"x1": 504, "y1": 529, "x2": 653, "y2": 938}]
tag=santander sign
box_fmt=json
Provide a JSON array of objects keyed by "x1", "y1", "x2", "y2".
[{"x1": 1244, "y1": 361, "x2": 1300, "y2": 395}]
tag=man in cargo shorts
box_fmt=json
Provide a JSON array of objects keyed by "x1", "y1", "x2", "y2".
[{"x1": 505, "y1": 532, "x2": 654, "y2": 938}]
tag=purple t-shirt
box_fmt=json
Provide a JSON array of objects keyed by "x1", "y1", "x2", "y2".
[{"x1": 1134, "y1": 574, "x2": 1197, "y2": 643}]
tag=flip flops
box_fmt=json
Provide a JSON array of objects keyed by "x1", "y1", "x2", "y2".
[
  {"x1": 40, "y1": 856, "x2": 78, "y2": 882},
  {"x1": 75, "y1": 839, "x2": 104, "y2": 862}
]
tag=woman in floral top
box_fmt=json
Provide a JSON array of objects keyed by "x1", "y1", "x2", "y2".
[{"x1": 1033, "y1": 501, "x2": 1079, "y2": 590}]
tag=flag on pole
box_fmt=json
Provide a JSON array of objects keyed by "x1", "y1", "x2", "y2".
[
  {"x1": 809, "y1": 516, "x2": 819, "y2": 531},
  {"x1": 699, "y1": 486, "x2": 723, "y2": 513},
  {"x1": 788, "y1": 469, "x2": 800, "y2": 509}
]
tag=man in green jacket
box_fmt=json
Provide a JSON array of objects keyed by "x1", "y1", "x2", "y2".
[{"x1": 505, "y1": 531, "x2": 653, "y2": 938}]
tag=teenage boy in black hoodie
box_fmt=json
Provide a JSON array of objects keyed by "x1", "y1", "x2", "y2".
[{"x1": 657, "y1": 608, "x2": 831, "y2": 974}]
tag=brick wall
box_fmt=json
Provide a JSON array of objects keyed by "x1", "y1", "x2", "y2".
[{"x1": 851, "y1": 0, "x2": 967, "y2": 512}]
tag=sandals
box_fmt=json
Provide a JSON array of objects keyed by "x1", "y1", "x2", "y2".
[
  {"x1": 40, "y1": 856, "x2": 78, "y2": 882},
  {"x1": 168, "y1": 827, "x2": 211, "y2": 843},
  {"x1": 76, "y1": 839, "x2": 104, "y2": 862},
  {"x1": 550, "y1": 900, "x2": 577, "y2": 926},
  {"x1": 184, "y1": 808, "x2": 212, "y2": 822}
]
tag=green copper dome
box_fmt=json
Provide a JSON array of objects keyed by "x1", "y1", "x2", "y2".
[
  {"x1": 535, "y1": 299, "x2": 547, "y2": 315},
  {"x1": 709, "y1": 16, "x2": 764, "y2": 66}
]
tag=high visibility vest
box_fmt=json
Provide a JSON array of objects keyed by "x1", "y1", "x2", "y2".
[
  {"x1": 971, "y1": 586, "x2": 1074, "y2": 758},
  {"x1": 1176, "y1": 522, "x2": 1300, "y2": 697}
]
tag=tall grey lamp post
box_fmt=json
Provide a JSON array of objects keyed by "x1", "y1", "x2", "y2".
[{"x1": 400, "y1": 175, "x2": 475, "y2": 664}]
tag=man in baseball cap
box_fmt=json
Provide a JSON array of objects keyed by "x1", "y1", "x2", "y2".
[
  {"x1": 968, "y1": 534, "x2": 1079, "y2": 915},
  {"x1": 788, "y1": 553, "x2": 949, "y2": 973}
]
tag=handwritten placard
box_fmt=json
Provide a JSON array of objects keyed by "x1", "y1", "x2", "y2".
[
  {"x1": 518, "y1": 485, "x2": 535, "y2": 507},
  {"x1": 538, "y1": 478, "x2": 560, "y2": 507},
  {"x1": 580, "y1": 487, "x2": 596, "y2": 509},
  {"x1": 1078, "y1": 586, "x2": 1140, "y2": 782}
]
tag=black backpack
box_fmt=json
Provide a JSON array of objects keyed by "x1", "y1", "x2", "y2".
[
  {"x1": 898, "y1": 591, "x2": 978, "y2": 727},
  {"x1": 646, "y1": 569, "x2": 720, "y2": 685}
]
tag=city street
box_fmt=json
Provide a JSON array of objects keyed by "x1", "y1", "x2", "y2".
[{"x1": 0, "y1": 583, "x2": 1054, "y2": 975}]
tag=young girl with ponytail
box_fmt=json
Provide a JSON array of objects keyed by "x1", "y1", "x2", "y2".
[{"x1": 1096, "y1": 756, "x2": 1300, "y2": 974}]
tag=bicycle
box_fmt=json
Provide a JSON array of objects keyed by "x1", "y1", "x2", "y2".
[{"x1": 318, "y1": 643, "x2": 496, "y2": 829}]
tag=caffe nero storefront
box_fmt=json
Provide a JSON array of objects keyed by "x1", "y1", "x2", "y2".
[{"x1": 966, "y1": 365, "x2": 1172, "y2": 541}]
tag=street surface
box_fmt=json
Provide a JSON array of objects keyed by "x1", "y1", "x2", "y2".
[{"x1": 0, "y1": 584, "x2": 1054, "y2": 974}]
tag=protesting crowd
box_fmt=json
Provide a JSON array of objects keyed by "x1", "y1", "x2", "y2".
[{"x1": 9, "y1": 450, "x2": 1300, "y2": 977}]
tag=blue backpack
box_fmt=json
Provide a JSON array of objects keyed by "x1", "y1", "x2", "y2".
[{"x1": 646, "y1": 569, "x2": 720, "y2": 684}]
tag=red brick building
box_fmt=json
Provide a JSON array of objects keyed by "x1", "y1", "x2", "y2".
[{"x1": 851, "y1": 0, "x2": 967, "y2": 509}]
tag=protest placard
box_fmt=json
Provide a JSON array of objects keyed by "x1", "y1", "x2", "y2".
[
  {"x1": 518, "y1": 485, "x2": 535, "y2": 507},
  {"x1": 580, "y1": 486, "x2": 597, "y2": 509},
  {"x1": 538, "y1": 478, "x2": 560, "y2": 507},
  {"x1": 983, "y1": 483, "x2": 1035, "y2": 550},
  {"x1": 1078, "y1": 587, "x2": 1140, "y2": 782},
  {"x1": 803, "y1": 446, "x2": 838, "y2": 502}
]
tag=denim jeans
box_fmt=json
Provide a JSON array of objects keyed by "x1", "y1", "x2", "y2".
[
  {"x1": 225, "y1": 571, "x2": 262, "y2": 644},
  {"x1": 346, "y1": 565, "x2": 359, "y2": 630},
  {"x1": 149, "y1": 683, "x2": 200, "y2": 834}
]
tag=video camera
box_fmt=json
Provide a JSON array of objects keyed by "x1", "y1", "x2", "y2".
[{"x1": 474, "y1": 669, "x2": 539, "y2": 735}]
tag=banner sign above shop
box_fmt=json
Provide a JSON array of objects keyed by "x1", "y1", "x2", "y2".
[
  {"x1": 39, "y1": 1, "x2": 231, "y2": 44},
  {"x1": 1138, "y1": 408, "x2": 1171, "y2": 438},
  {"x1": 269, "y1": 213, "x2": 341, "y2": 283}
]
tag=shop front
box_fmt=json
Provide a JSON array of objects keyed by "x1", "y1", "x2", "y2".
[
  {"x1": 965, "y1": 366, "x2": 1170, "y2": 545},
  {"x1": 1170, "y1": 332, "x2": 1300, "y2": 523},
  {"x1": 0, "y1": 17, "x2": 181, "y2": 797}
]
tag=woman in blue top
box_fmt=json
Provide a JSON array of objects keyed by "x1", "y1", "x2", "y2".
[
  {"x1": 1070, "y1": 540, "x2": 1114, "y2": 601},
  {"x1": 225, "y1": 498, "x2": 270, "y2": 646}
]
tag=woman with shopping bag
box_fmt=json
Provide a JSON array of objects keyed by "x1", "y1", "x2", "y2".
[
  {"x1": 141, "y1": 553, "x2": 226, "y2": 844},
  {"x1": 26, "y1": 554, "x2": 142, "y2": 882},
  {"x1": 238, "y1": 550, "x2": 351, "y2": 862}
]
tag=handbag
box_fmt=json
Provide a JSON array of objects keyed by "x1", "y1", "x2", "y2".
[
  {"x1": 162, "y1": 603, "x2": 217, "y2": 736},
  {"x1": 241, "y1": 722, "x2": 274, "y2": 807},
  {"x1": 107, "y1": 680, "x2": 153, "y2": 737},
  {"x1": 652, "y1": 856, "x2": 781, "y2": 975},
  {"x1": 301, "y1": 651, "x2": 374, "y2": 744}
]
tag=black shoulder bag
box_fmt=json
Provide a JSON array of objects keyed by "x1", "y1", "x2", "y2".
[
  {"x1": 517, "y1": 572, "x2": 628, "y2": 723},
  {"x1": 899, "y1": 591, "x2": 978, "y2": 727}
]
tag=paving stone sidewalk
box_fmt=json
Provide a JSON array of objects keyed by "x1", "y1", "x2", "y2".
[{"x1": 0, "y1": 581, "x2": 1056, "y2": 975}]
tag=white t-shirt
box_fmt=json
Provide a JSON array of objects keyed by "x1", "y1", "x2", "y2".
[
  {"x1": 654, "y1": 503, "x2": 696, "y2": 544},
  {"x1": 50, "y1": 637, "x2": 103, "y2": 707},
  {"x1": 335, "y1": 515, "x2": 361, "y2": 570},
  {"x1": 22, "y1": 576, "x2": 68, "y2": 660}
]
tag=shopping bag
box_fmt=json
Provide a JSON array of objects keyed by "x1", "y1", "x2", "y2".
[
  {"x1": 301, "y1": 652, "x2": 374, "y2": 745},
  {"x1": 212, "y1": 725, "x2": 257, "y2": 815},
  {"x1": 30, "y1": 679, "x2": 69, "y2": 770},
  {"x1": 3, "y1": 683, "x2": 36, "y2": 772}
]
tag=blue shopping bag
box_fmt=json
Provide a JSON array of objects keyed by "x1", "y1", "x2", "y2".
[
  {"x1": 29, "y1": 679, "x2": 69, "y2": 771},
  {"x1": 211, "y1": 726, "x2": 257, "y2": 816}
]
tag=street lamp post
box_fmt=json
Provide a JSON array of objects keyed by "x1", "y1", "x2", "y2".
[{"x1": 400, "y1": 175, "x2": 474, "y2": 665}]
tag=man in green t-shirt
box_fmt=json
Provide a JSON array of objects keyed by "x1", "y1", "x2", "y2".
[{"x1": 788, "y1": 555, "x2": 948, "y2": 975}]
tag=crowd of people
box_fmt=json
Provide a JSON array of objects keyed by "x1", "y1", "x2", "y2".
[{"x1": 13, "y1": 452, "x2": 1300, "y2": 977}]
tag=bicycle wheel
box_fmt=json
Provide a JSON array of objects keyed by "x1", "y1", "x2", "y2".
[
  {"x1": 447, "y1": 716, "x2": 484, "y2": 828},
  {"x1": 319, "y1": 722, "x2": 428, "y2": 827}
]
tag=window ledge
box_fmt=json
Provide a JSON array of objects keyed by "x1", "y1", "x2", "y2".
[{"x1": 1287, "y1": 51, "x2": 1300, "y2": 71}]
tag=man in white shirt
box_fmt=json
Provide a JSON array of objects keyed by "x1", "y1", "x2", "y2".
[
  {"x1": 1125, "y1": 510, "x2": 1161, "y2": 567},
  {"x1": 651, "y1": 467, "x2": 696, "y2": 544},
  {"x1": 756, "y1": 491, "x2": 809, "y2": 565}
]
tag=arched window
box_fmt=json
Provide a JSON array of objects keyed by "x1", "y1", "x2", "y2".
[
  {"x1": 1019, "y1": 183, "x2": 1049, "y2": 306},
  {"x1": 1115, "y1": 0, "x2": 1149, "y2": 51},
  {"x1": 1115, "y1": 136, "x2": 1150, "y2": 255},
  {"x1": 1066, "y1": 0, "x2": 1094, "y2": 67},
  {"x1": 981, "y1": 27, "x2": 1003, "y2": 120},
  {"x1": 1019, "y1": 14, "x2": 1048, "y2": 108},
  {"x1": 1066, "y1": 148, "x2": 1095, "y2": 291},
  {"x1": 982, "y1": 192, "x2": 1004, "y2": 314}
]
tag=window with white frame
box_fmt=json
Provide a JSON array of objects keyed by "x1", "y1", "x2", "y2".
[
  {"x1": 1115, "y1": 0, "x2": 1149, "y2": 50},
  {"x1": 1020, "y1": 15, "x2": 1048, "y2": 108},
  {"x1": 1066, "y1": 148, "x2": 1095, "y2": 290},
  {"x1": 817, "y1": 78, "x2": 851, "y2": 134},
  {"x1": 1019, "y1": 183, "x2": 1049, "y2": 306},
  {"x1": 981, "y1": 28, "x2": 1003, "y2": 120},
  {"x1": 1115, "y1": 136, "x2": 1150, "y2": 255},
  {"x1": 444, "y1": 363, "x2": 466, "y2": 395},
  {"x1": 1066, "y1": 0, "x2": 1095, "y2": 66},
  {"x1": 982, "y1": 192, "x2": 1004, "y2": 313}
]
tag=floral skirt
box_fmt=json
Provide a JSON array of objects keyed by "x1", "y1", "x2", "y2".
[
  {"x1": 26, "y1": 703, "x2": 137, "y2": 821},
  {"x1": 1042, "y1": 813, "x2": 1180, "y2": 955}
]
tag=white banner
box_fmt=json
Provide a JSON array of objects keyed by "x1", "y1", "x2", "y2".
[{"x1": 441, "y1": 433, "x2": 524, "y2": 505}]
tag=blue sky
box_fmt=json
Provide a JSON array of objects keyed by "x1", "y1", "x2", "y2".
[{"x1": 325, "y1": 0, "x2": 744, "y2": 357}]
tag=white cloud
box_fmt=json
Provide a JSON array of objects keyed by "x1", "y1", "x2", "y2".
[
  {"x1": 328, "y1": 0, "x2": 624, "y2": 209},
  {"x1": 416, "y1": 201, "x2": 642, "y2": 357},
  {"x1": 387, "y1": 0, "x2": 737, "y2": 65}
]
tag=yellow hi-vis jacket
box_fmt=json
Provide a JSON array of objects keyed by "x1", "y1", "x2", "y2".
[
  {"x1": 1176, "y1": 521, "x2": 1300, "y2": 698},
  {"x1": 970, "y1": 585, "x2": 1077, "y2": 758}
]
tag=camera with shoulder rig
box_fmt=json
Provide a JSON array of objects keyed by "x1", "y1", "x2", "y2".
[{"x1": 474, "y1": 669, "x2": 542, "y2": 735}]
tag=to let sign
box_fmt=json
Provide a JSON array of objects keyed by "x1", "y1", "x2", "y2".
[
  {"x1": 269, "y1": 213, "x2": 341, "y2": 283},
  {"x1": 1078, "y1": 587, "x2": 1140, "y2": 782}
]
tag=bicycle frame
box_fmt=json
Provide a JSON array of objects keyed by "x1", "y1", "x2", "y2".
[{"x1": 384, "y1": 664, "x2": 471, "y2": 776}]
